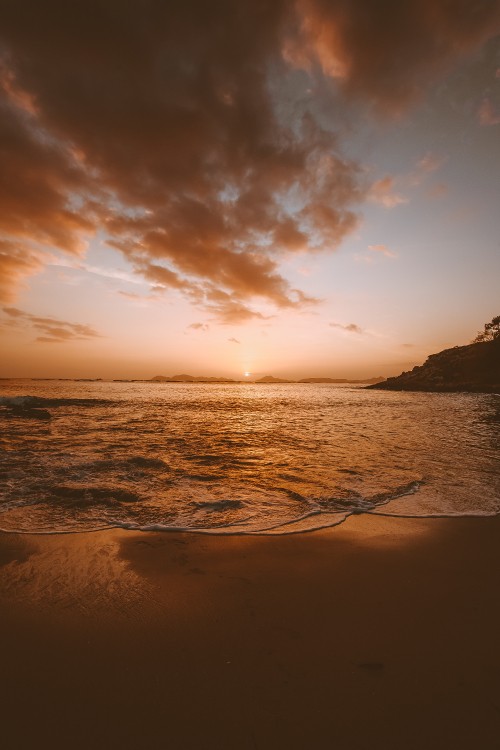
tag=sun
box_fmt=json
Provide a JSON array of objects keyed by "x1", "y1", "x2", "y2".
[{"x1": 244, "y1": 372, "x2": 251, "y2": 377}]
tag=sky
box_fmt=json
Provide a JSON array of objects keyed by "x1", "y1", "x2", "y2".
[{"x1": 0, "y1": 0, "x2": 499, "y2": 380}]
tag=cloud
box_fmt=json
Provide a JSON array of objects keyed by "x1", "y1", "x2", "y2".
[
  {"x1": 0, "y1": 2, "x2": 363, "y2": 315},
  {"x1": 228, "y1": 337, "x2": 240, "y2": 344},
  {"x1": 368, "y1": 156, "x2": 446, "y2": 206},
  {"x1": 427, "y1": 182, "x2": 448, "y2": 200},
  {"x1": 0, "y1": 241, "x2": 48, "y2": 303},
  {"x1": 368, "y1": 176, "x2": 408, "y2": 208},
  {"x1": 2, "y1": 306, "x2": 102, "y2": 343},
  {"x1": 418, "y1": 153, "x2": 446, "y2": 174},
  {"x1": 354, "y1": 243, "x2": 397, "y2": 264},
  {"x1": 329, "y1": 321, "x2": 363, "y2": 334},
  {"x1": 0, "y1": 0, "x2": 497, "y2": 315},
  {"x1": 203, "y1": 289, "x2": 271, "y2": 325},
  {"x1": 287, "y1": 0, "x2": 500, "y2": 113},
  {"x1": 408, "y1": 152, "x2": 447, "y2": 187},
  {"x1": 51, "y1": 258, "x2": 144, "y2": 286},
  {"x1": 188, "y1": 322, "x2": 209, "y2": 332},
  {"x1": 478, "y1": 98, "x2": 500, "y2": 125},
  {"x1": 368, "y1": 244, "x2": 397, "y2": 259},
  {"x1": 0, "y1": 103, "x2": 96, "y2": 254},
  {"x1": 117, "y1": 290, "x2": 144, "y2": 301}
]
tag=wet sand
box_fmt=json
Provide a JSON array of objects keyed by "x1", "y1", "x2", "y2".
[{"x1": 1, "y1": 515, "x2": 500, "y2": 749}]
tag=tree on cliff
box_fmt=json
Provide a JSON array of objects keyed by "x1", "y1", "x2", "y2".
[{"x1": 473, "y1": 315, "x2": 500, "y2": 343}]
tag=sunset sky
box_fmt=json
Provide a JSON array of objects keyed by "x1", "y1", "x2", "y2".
[{"x1": 1, "y1": 1, "x2": 499, "y2": 379}]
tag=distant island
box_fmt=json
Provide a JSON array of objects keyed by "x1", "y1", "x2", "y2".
[
  {"x1": 254, "y1": 375, "x2": 384, "y2": 384},
  {"x1": 150, "y1": 374, "x2": 385, "y2": 384},
  {"x1": 298, "y1": 376, "x2": 384, "y2": 384},
  {"x1": 151, "y1": 374, "x2": 237, "y2": 383},
  {"x1": 369, "y1": 317, "x2": 500, "y2": 393},
  {"x1": 254, "y1": 375, "x2": 291, "y2": 383}
]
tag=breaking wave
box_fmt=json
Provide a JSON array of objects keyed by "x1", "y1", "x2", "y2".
[
  {"x1": 0, "y1": 478, "x2": 442, "y2": 535},
  {"x1": 0, "y1": 395, "x2": 116, "y2": 408}
]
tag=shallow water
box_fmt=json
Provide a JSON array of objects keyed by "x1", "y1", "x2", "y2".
[{"x1": 0, "y1": 380, "x2": 499, "y2": 534}]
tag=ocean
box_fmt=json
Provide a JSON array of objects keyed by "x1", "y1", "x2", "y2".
[{"x1": 1, "y1": 380, "x2": 499, "y2": 535}]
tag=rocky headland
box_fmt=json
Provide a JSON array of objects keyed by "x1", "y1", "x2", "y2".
[{"x1": 369, "y1": 338, "x2": 500, "y2": 393}]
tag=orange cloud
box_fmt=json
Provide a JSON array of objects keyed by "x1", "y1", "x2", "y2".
[
  {"x1": 203, "y1": 289, "x2": 271, "y2": 325},
  {"x1": 0, "y1": 242, "x2": 48, "y2": 303},
  {"x1": 368, "y1": 244, "x2": 397, "y2": 259},
  {"x1": 478, "y1": 98, "x2": 500, "y2": 125},
  {"x1": 406, "y1": 152, "x2": 447, "y2": 188},
  {"x1": 368, "y1": 176, "x2": 408, "y2": 208},
  {"x1": 2, "y1": 307, "x2": 102, "y2": 343},
  {"x1": 329, "y1": 321, "x2": 363, "y2": 334},
  {"x1": 0, "y1": 96, "x2": 96, "y2": 252},
  {"x1": 417, "y1": 153, "x2": 445, "y2": 174}
]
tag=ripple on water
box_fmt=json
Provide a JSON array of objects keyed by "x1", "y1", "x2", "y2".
[{"x1": 0, "y1": 382, "x2": 499, "y2": 534}]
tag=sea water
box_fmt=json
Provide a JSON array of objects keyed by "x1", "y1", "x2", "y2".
[{"x1": 0, "y1": 380, "x2": 499, "y2": 534}]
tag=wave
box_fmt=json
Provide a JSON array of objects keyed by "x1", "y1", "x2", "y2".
[
  {"x1": 193, "y1": 499, "x2": 244, "y2": 511},
  {"x1": 126, "y1": 456, "x2": 170, "y2": 470},
  {"x1": 2, "y1": 508, "x2": 499, "y2": 538},
  {"x1": 183, "y1": 473, "x2": 227, "y2": 482},
  {"x1": 0, "y1": 395, "x2": 116, "y2": 408},
  {"x1": 0, "y1": 477, "x2": 427, "y2": 536},
  {"x1": 45, "y1": 485, "x2": 143, "y2": 506},
  {"x1": 1, "y1": 473, "x2": 498, "y2": 537},
  {"x1": 311, "y1": 480, "x2": 422, "y2": 514},
  {"x1": 81, "y1": 456, "x2": 171, "y2": 473},
  {"x1": 0, "y1": 405, "x2": 51, "y2": 420}
]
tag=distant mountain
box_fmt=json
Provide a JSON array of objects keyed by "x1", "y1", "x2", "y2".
[
  {"x1": 150, "y1": 373, "x2": 386, "y2": 384},
  {"x1": 254, "y1": 375, "x2": 291, "y2": 383},
  {"x1": 299, "y1": 376, "x2": 385, "y2": 384},
  {"x1": 369, "y1": 339, "x2": 500, "y2": 393},
  {"x1": 151, "y1": 374, "x2": 236, "y2": 383}
]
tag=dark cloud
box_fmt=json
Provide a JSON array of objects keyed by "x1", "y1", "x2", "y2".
[
  {"x1": 0, "y1": 0, "x2": 358, "y2": 316},
  {"x1": 0, "y1": 0, "x2": 498, "y2": 316},
  {"x1": 329, "y1": 321, "x2": 363, "y2": 334},
  {"x1": 2, "y1": 307, "x2": 102, "y2": 343},
  {"x1": 288, "y1": 0, "x2": 500, "y2": 113},
  {"x1": 0, "y1": 99, "x2": 96, "y2": 251}
]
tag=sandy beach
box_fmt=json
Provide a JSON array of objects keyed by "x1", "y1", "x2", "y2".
[{"x1": 1, "y1": 515, "x2": 500, "y2": 750}]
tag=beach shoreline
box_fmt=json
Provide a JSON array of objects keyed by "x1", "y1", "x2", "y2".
[{"x1": 1, "y1": 514, "x2": 500, "y2": 749}]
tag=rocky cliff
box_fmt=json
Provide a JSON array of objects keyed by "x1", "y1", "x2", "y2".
[{"x1": 369, "y1": 339, "x2": 500, "y2": 393}]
